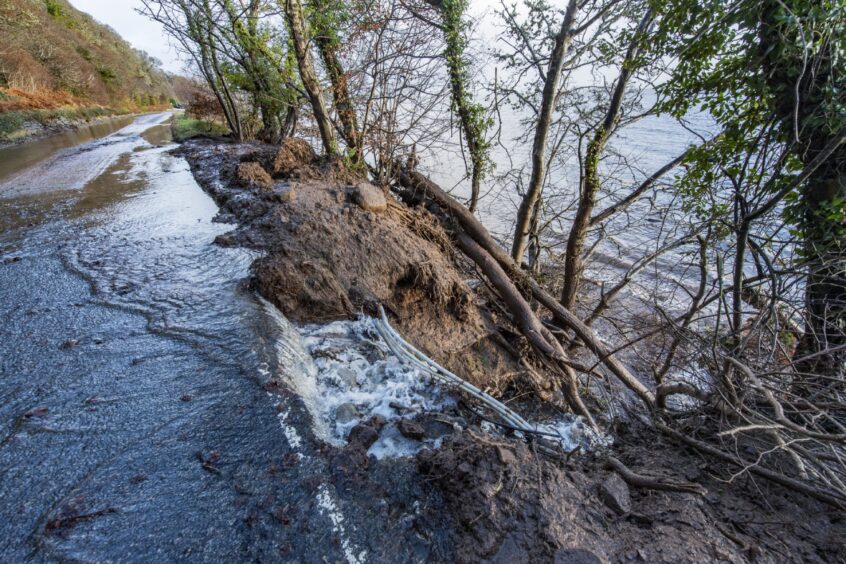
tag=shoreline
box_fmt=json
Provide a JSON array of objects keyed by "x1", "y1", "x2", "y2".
[{"x1": 0, "y1": 107, "x2": 170, "y2": 150}]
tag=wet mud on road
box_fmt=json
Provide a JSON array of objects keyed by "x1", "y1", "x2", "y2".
[{"x1": 0, "y1": 117, "x2": 446, "y2": 561}]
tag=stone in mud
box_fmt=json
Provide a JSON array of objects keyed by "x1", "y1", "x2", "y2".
[
  {"x1": 272, "y1": 186, "x2": 296, "y2": 203},
  {"x1": 351, "y1": 182, "x2": 387, "y2": 214},
  {"x1": 496, "y1": 446, "x2": 518, "y2": 465},
  {"x1": 237, "y1": 162, "x2": 273, "y2": 190},
  {"x1": 417, "y1": 413, "x2": 459, "y2": 439},
  {"x1": 488, "y1": 533, "x2": 529, "y2": 563},
  {"x1": 398, "y1": 419, "x2": 425, "y2": 441},
  {"x1": 335, "y1": 403, "x2": 359, "y2": 425},
  {"x1": 598, "y1": 473, "x2": 631, "y2": 515},
  {"x1": 214, "y1": 233, "x2": 238, "y2": 247},
  {"x1": 347, "y1": 417, "x2": 385, "y2": 450}
]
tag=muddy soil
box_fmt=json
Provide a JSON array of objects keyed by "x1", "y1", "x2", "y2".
[
  {"x1": 179, "y1": 138, "x2": 523, "y2": 393},
  {"x1": 179, "y1": 137, "x2": 846, "y2": 563}
]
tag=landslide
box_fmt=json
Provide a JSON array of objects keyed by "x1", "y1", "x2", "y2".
[
  {"x1": 179, "y1": 136, "x2": 846, "y2": 563},
  {"x1": 179, "y1": 137, "x2": 522, "y2": 391}
]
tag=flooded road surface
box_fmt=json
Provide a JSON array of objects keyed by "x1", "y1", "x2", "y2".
[
  {"x1": 0, "y1": 115, "x2": 437, "y2": 561},
  {"x1": 0, "y1": 115, "x2": 139, "y2": 184}
]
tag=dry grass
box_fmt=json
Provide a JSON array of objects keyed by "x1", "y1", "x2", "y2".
[{"x1": 0, "y1": 0, "x2": 174, "y2": 112}]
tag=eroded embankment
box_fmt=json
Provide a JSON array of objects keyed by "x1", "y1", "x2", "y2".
[
  {"x1": 179, "y1": 136, "x2": 845, "y2": 563},
  {"x1": 180, "y1": 137, "x2": 523, "y2": 393}
]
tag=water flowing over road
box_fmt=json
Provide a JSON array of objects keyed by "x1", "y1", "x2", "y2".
[{"x1": 0, "y1": 114, "x2": 442, "y2": 562}]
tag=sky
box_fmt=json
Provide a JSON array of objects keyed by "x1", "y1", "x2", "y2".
[{"x1": 69, "y1": 0, "x2": 184, "y2": 73}]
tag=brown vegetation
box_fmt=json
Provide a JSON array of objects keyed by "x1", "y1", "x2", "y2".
[{"x1": 0, "y1": 0, "x2": 173, "y2": 112}]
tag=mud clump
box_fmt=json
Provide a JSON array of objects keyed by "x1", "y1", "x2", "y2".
[
  {"x1": 237, "y1": 161, "x2": 273, "y2": 190},
  {"x1": 272, "y1": 138, "x2": 317, "y2": 176}
]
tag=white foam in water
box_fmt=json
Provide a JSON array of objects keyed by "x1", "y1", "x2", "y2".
[
  {"x1": 300, "y1": 317, "x2": 454, "y2": 454},
  {"x1": 259, "y1": 299, "x2": 451, "y2": 455},
  {"x1": 530, "y1": 416, "x2": 612, "y2": 452},
  {"x1": 260, "y1": 298, "x2": 606, "y2": 457}
]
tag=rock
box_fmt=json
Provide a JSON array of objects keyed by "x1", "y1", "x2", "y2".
[
  {"x1": 417, "y1": 414, "x2": 457, "y2": 439},
  {"x1": 496, "y1": 446, "x2": 518, "y2": 465},
  {"x1": 271, "y1": 186, "x2": 296, "y2": 203},
  {"x1": 554, "y1": 548, "x2": 603, "y2": 564},
  {"x1": 214, "y1": 233, "x2": 238, "y2": 247},
  {"x1": 335, "y1": 403, "x2": 359, "y2": 425},
  {"x1": 398, "y1": 419, "x2": 426, "y2": 441},
  {"x1": 347, "y1": 423, "x2": 380, "y2": 450},
  {"x1": 237, "y1": 162, "x2": 273, "y2": 190},
  {"x1": 347, "y1": 418, "x2": 384, "y2": 451},
  {"x1": 488, "y1": 533, "x2": 529, "y2": 563},
  {"x1": 598, "y1": 473, "x2": 631, "y2": 514},
  {"x1": 351, "y1": 182, "x2": 387, "y2": 213},
  {"x1": 337, "y1": 367, "x2": 359, "y2": 387}
]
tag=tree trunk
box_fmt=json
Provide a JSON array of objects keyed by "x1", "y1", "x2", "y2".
[
  {"x1": 560, "y1": 11, "x2": 652, "y2": 310},
  {"x1": 281, "y1": 104, "x2": 298, "y2": 138},
  {"x1": 511, "y1": 0, "x2": 578, "y2": 262},
  {"x1": 283, "y1": 0, "x2": 337, "y2": 156},
  {"x1": 308, "y1": 0, "x2": 361, "y2": 162},
  {"x1": 759, "y1": 1, "x2": 846, "y2": 378}
]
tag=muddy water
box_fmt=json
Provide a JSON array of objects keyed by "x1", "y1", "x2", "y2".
[
  {"x1": 0, "y1": 114, "x2": 137, "y2": 183},
  {"x1": 0, "y1": 116, "x2": 434, "y2": 561}
]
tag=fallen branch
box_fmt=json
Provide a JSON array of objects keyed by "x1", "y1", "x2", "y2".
[
  {"x1": 605, "y1": 456, "x2": 707, "y2": 495},
  {"x1": 656, "y1": 421, "x2": 846, "y2": 509}
]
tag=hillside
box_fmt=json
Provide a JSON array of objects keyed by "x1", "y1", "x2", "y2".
[{"x1": 0, "y1": 0, "x2": 174, "y2": 141}]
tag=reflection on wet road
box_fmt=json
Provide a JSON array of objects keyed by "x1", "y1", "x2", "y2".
[{"x1": 0, "y1": 115, "x2": 373, "y2": 561}]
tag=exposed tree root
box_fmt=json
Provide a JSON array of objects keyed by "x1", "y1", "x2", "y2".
[
  {"x1": 605, "y1": 456, "x2": 707, "y2": 496},
  {"x1": 396, "y1": 166, "x2": 655, "y2": 408},
  {"x1": 456, "y1": 232, "x2": 596, "y2": 428}
]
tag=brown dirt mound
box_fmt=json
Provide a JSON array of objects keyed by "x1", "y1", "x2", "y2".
[
  {"x1": 272, "y1": 137, "x2": 317, "y2": 176},
  {"x1": 236, "y1": 162, "x2": 273, "y2": 190},
  {"x1": 251, "y1": 182, "x2": 516, "y2": 386},
  {"x1": 182, "y1": 138, "x2": 522, "y2": 389}
]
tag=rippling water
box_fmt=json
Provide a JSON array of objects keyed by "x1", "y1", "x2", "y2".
[{"x1": 0, "y1": 116, "x2": 385, "y2": 561}]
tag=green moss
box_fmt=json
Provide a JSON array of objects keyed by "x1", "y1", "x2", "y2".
[
  {"x1": 171, "y1": 116, "x2": 228, "y2": 142},
  {"x1": 0, "y1": 111, "x2": 27, "y2": 138},
  {"x1": 44, "y1": 0, "x2": 62, "y2": 18}
]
